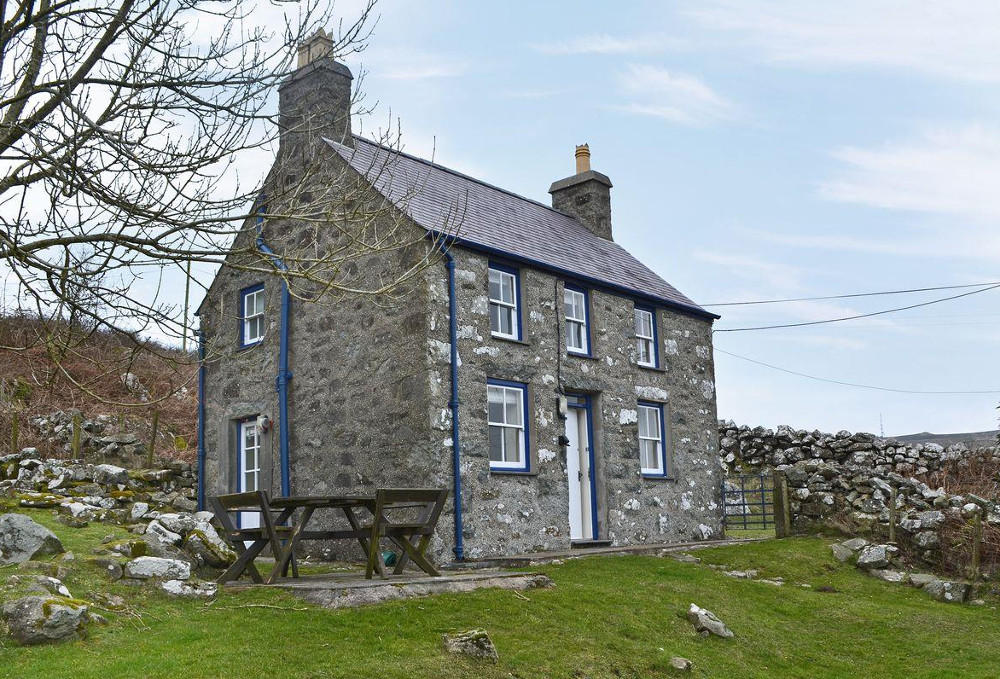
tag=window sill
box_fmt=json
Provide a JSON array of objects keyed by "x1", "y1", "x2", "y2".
[
  {"x1": 641, "y1": 474, "x2": 676, "y2": 482},
  {"x1": 490, "y1": 333, "x2": 530, "y2": 346},
  {"x1": 637, "y1": 362, "x2": 666, "y2": 373},
  {"x1": 236, "y1": 340, "x2": 264, "y2": 352},
  {"x1": 567, "y1": 350, "x2": 598, "y2": 361},
  {"x1": 489, "y1": 467, "x2": 535, "y2": 476}
]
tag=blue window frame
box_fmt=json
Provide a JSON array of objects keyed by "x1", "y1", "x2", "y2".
[
  {"x1": 637, "y1": 401, "x2": 669, "y2": 477},
  {"x1": 564, "y1": 284, "x2": 591, "y2": 356},
  {"x1": 239, "y1": 283, "x2": 265, "y2": 348},
  {"x1": 488, "y1": 262, "x2": 522, "y2": 341},
  {"x1": 487, "y1": 378, "x2": 530, "y2": 472},
  {"x1": 634, "y1": 304, "x2": 658, "y2": 368}
]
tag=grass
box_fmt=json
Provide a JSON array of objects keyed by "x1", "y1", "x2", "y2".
[{"x1": 3, "y1": 508, "x2": 1000, "y2": 678}]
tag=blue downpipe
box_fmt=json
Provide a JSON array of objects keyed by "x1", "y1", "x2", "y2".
[
  {"x1": 444, "y1": 249, "x2": 465, "y2": 560},
  {"x1": 196, "y1": 330, "x2": 206, "y2": 511}
]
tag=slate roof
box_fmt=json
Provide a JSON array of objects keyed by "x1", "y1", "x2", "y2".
[{"x1": 326, "y1": 136, "x2": 716, "y2": 320}]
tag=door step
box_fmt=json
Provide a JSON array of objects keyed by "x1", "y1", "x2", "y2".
[{"x1": 570, "y1": 539, "x2": 613, "y2": 549}]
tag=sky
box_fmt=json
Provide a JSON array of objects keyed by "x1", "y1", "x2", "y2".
[
  {"x1": 331, "y1": 0, "x2": 1000, "y2": 437},
  {"x1": 162, "y1": 0, "x2": 1000, "y2": 437}
]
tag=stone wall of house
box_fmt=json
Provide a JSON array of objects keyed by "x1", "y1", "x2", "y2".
[
  {"x1": 718, "y1": 422, "x2": 997, "y2": 477},
  {"x1": 198, "y1": 225, "x2": 282, "y2": 501},
  {"x1": 423, "y1": 247, "x2": 722, "y2": 560}
]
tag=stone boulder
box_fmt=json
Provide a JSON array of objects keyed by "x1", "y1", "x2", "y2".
[
  {"x1": 182, "y1": 526, "x2": 236, "y2": 569},
  {"x1": 124, "y1": 556, "x2": 191, "y2": 580},
  {"x1": 0, "y1": 513, "x2": 64, "y2": 565},
  {"x1": 442, "y1": 629, "x2": 499, "y2": 663},
  {"x1": 686, "y1": 604, "x2": 734, "y2": 638},
  {"x1": 92, "y1": 464, "x2": 129, "y2": 486},
  {"x1": 923, "y1": 580, "x2": 970, "y2": 603},
  {"x1": 160, "y1": 579, "x2": 218, "y2": 598},
  {"x1": 1, "y1": 595, "x2": 90, "y2": 645},
  {"x1": 855, "y1": 544, "x2": 898, "y2": 570}
]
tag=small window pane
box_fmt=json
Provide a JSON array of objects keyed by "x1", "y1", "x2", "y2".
[
  {"x1": 489, "y1": 426, "x2": 503, "y2": 461},
  {"x1": 499, "y1": 307, "x2": 513, "y2": 336},
  {"x1": 489, "y1": 270, "x2": 502, "y2": 300},
  {"x1": 504, "y1": 388, "x2": 522, "y2": 425},
  {"x1": 503, "y1": 427, "x2": 521, "y2": 463},
  {"x1": 500, "y1": 274, "x2": 514, "y2": 304},
  {"x1": 488, "y1": 390, "x2": 504, "y2": 423}
]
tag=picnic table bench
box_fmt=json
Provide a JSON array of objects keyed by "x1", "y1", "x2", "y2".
[{"x1": 210, "y1": 488, "x2": 449, "y2": 585}]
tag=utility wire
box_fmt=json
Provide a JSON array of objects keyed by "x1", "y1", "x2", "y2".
[
  {"x1": 714, "y1": 283, "x2": 1000, "y2": 333},
  {"x1": 715, "y1": 348, "x2": 1000, "y2": 395},
  {"x1": 703, "y1": 281, "x2": 1000, "y2": 307}
]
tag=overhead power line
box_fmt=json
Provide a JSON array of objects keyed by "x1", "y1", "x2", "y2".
[
  {"x1": 703, "y1": 281, "x2": 1000, "y2": 307},
  {"x1": 715, "y1": 348, "x2": 1000, "y2": 395},
  {"x1": 714, "y1": 283, "x2": 1000, "y2": 333}
]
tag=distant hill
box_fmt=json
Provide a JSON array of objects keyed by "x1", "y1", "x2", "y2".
[{"x1": 891, "y1": 430, "x2": 999, "y2": 449}]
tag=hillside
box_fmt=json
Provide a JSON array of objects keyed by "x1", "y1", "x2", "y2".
[
  {"x1": 892, "y1": 430, "x2": 1000, "y2": 449},
  {"x1": 0, "y1": 314, "x2": 197, "y2": 460}
]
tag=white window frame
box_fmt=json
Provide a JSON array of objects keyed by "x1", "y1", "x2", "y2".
[
  {"x1": 564, "y1": 287, "x2": 589, "y2": 355},
  {"x1": 239, "y1": 419, "x2": 261, "y2": 492},
  {"x1": 634, "y1": 307, "x2": 656, "y2": 367},
  {"x1": 488, "y1": 266, "x2": 520, "y2": 340},
  {"x1": 638, "y1": 403, "x2": 666, "y2": 476},
  {"x1": 487, "y1": 381, "x2": 529, "y2": 471},
  {"x1": 241, "y1": 286, "x2": 265, "y2": 347}
]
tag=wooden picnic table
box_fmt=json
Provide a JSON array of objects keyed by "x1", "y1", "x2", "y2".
[
  {"x1": 212, "y1": 488, "x2": 449, "y2": 585},
  {"x1": 266, "y1": 495, "x2": 380, "y2": 584}
]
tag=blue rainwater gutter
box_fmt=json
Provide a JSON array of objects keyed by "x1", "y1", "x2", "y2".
[
  {"x1": 442, "y1": 247, "x2": 465, "y2": 560},
  {"x1": 196, "y1": 330, "x2": 206, "y2": 510},
  {"x1": 255, "y1": 205, "x2": 293, "y2": 497}
]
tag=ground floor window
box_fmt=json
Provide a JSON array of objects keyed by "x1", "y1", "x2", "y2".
[
  {"x1": 638, "y1": 401, "x2": 667, "y2": 476},
  {"x1": 487, "y1": 379, "x2": 529, "y2": 471}
]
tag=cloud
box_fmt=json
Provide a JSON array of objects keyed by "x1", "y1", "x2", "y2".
[
  {"x1": 687, "y1": 0, "x2": 1000, "y2": 82},
  {"x1": 359, "y1": 48, "x2": 465, "y2": 80},
  {"x1": 532, "y1": 33, "x2": 674, "y2": 56},
  {"x1": 694, "y1": 251, "x2": 804, "y2": 290},
  {"x1": 820, "y1": 124, "x2": 1000, "y2": 222},
  {"x1": 617, "y1": 65, "x2": 734, "y2": 126}
]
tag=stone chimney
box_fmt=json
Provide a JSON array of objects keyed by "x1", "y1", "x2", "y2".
[
  {"x1": 278, "y1": 29, "x2": 354, "y2": 153},
  {"x1": 549, "y1": 144, "x2": 613, "y2": 240}
]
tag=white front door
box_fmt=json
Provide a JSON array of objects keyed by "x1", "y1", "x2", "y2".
[
  {"x1": 238, "y1": 419, "x2": 261, "y2": 530},
  {"x1": 565, "y1": 403, "x2": 594, "y2": 541}
]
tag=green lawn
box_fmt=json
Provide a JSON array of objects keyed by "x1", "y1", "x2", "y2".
[{"x1": 3, "y1": 508, "x2": 999, "y2": 678}]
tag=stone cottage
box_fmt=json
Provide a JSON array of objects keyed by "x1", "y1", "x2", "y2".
[{"x1": 196, "y1": 34, "x2": 723, "y2": 561}]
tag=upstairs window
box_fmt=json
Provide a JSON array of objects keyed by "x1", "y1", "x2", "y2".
[
  {"x1": 240, "y1": 284, "x2": 265, "y2": 347},
  {"x1": 564, "y1": 286, "x2": 590, "y2": 355},
  {"x1": 488, "y1": 264, "x2": 521, "y2": 340},
  {"x1": 634, "y1": 306, "x2": 657, "y2": 367},
  {"x1": 638, "y1": 402, "x2": 667, "y2": 476},
  {"x1": 487, "y1": 379, "x2": 529, "y2": 472}
]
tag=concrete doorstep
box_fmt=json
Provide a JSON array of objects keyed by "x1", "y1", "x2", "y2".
[{"x1": 239, "y1": 570, "x2": 554, "y2": 609}]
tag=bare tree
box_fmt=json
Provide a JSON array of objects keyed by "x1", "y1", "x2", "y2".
[{"x1": 0, "y1": 0, "x2": 445, "y2": 406}]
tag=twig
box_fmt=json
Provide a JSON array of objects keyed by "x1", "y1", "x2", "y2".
[{"x1": 512, "y1": 590, "x2": 531, "y2": 602}]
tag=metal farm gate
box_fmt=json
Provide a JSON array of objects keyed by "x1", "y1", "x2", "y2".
[{"x1": 722, "y1": 474, "x2": 775, "y2": 532}]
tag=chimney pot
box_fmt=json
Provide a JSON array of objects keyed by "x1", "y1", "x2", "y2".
[
  {"x1": 575, "y1": 143, "x2": 591, "y2": 174},
  {"x1": 297, "y1": 28, "x2": 334, "y2": 68}
]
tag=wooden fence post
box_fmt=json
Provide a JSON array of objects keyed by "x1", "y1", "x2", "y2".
[
  {"x1": 971, "y1": 512, "x2": 983, "y2": 580},
  {"x1": 146, "y1": 409, "x2": 160, "y2": 467},
  {"x1": 773, "y1": 469, "x2": 790, "y2": 538},
  {"x1": 71, "y1": 414, "x2": 82, "y2": 459},
  {"x1": 11, "y1": 411, "x2": 19, "y2": 452},
  {"x1": 889, "y1": 487, "x2": 898, "y2": 544}
]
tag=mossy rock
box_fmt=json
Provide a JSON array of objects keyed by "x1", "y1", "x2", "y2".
[
  {"x1": 103, "y1": 539, "x2": 148, "y2": 559},
  {"x1": 16, "y1": 492, "x2": 61, "y2": 508},
  {"x1": 109, "y1": 490, "x2": 135, "y2": 501}
]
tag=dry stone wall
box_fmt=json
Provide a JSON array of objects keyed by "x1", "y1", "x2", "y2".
[
  {"x1": 719, "y1": 421, "x2": 998, "y2": 477},
  {"x1": 717, "y1": 421, "x2": 1000, "y2": 577}
]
